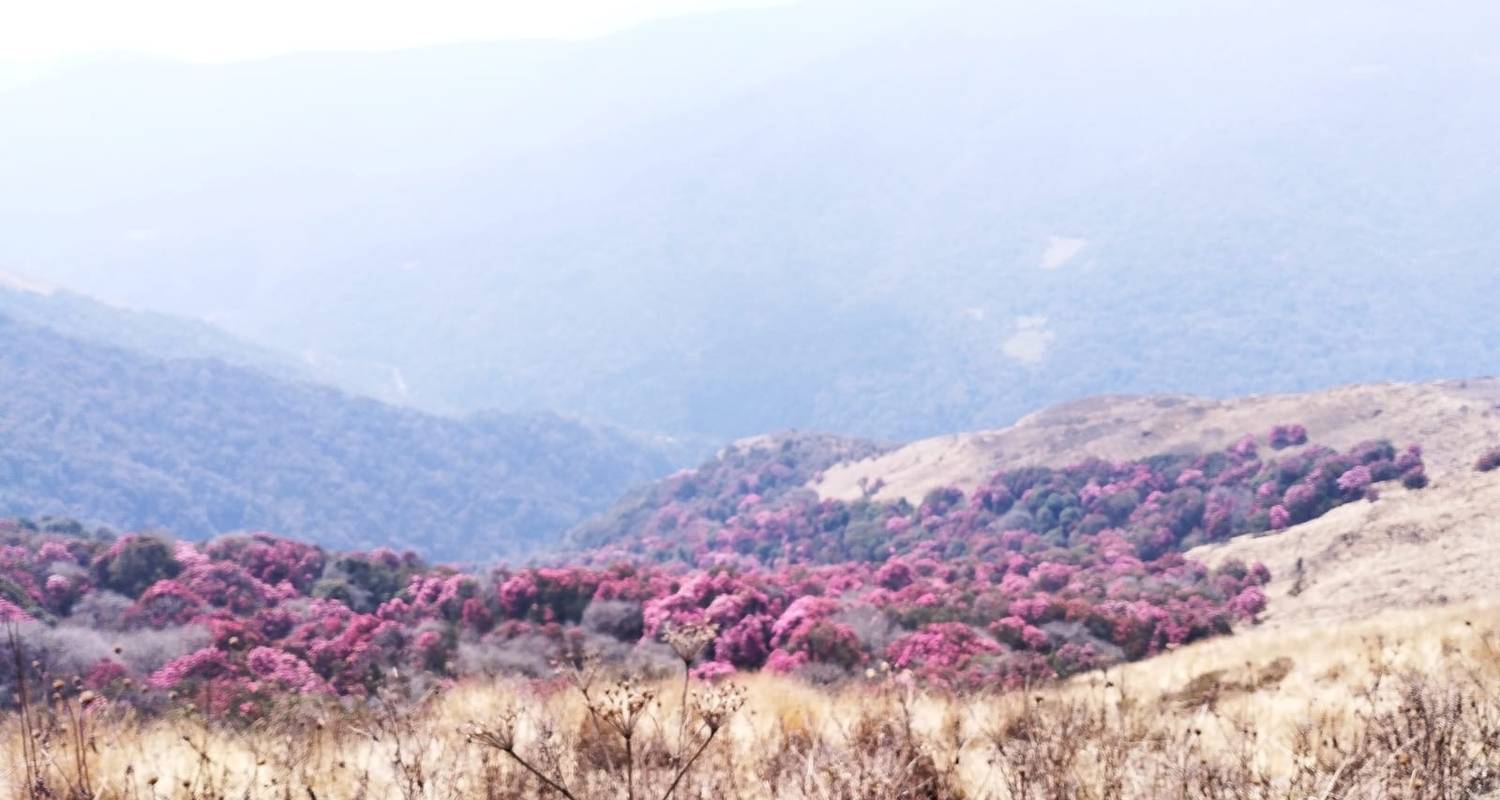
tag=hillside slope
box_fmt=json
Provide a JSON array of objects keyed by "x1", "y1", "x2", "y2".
[
  {"x1": 816, "y1": 379, "x2": 1500, "y2": 502},
  {"x1": 0, "y1": 314, "x2": 682, "y2": 559},
  {"x1": 814, "y1": 378, "x2": 1500, "y2": 628},
  {"x1": 1188, "y1": 470, "x2": 1500, "y2": 629}
]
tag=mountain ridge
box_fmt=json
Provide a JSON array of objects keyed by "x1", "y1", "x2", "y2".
[{"x1": 0, "y1": 312, "x2": 690, "y2": 559}]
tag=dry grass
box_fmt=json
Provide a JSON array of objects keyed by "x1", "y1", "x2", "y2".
[
  {"x1": 6, "y1": 603, "x2": 1499, "y2": 799},
  {"x1": 1189, "y1": 475, "x2": 1500, "y2": 628},
  {"x1": 814, "y1": 378, "x2": 1500, "y2": 504}
]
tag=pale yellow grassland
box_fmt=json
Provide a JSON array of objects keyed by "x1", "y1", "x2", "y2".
[{"x1": 6, "y1": 602, "x2": 1496, "y2": 799}]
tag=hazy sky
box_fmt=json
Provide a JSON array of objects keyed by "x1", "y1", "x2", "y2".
[{"x1": 1, "y1": 0, "x2": 794, "y2": 63}]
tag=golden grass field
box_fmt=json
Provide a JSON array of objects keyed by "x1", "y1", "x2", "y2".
[{"x1": 6, "y1": 601, "x2": 1497, "y2": 799}]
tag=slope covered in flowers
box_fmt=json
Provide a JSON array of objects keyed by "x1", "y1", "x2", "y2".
[{"x1": 1, "y1": 427, "x2": 1425, "y2": 716}]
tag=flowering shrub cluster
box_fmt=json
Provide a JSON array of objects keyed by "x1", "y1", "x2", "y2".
[
  {"x1": 1268, "y1": 424, "x2": 1308, "y2": 450},
  {"x1": 0, "y1": 427, "x2": 1425, "y2": 711}
]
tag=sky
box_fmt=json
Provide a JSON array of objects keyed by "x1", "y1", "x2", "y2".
[{"x1": 0, "y1": 0, "x2": 794, "y2": 64}]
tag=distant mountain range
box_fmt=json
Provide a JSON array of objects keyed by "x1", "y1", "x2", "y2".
[
  {"x1": 3, "y1": 0, "x2": 1496, "y2": 441},
  {"x1": 0, "y1": 306, "x2": 697, "y2": 560},
  {"x1": 0, "y1": 276, "x2": 407, "y2": 401}
]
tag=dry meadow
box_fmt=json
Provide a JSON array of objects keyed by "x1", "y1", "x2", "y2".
[{"x1": 7, "y1": 602, "x2": 1498, "y2": 800}]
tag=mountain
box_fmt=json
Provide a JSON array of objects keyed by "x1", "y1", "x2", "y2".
[
  {"x1": 0, "y1": 274, "x2": 411, "y2": 404},
  {"x1": 2, "y1": 0, "x2": 1496, "y2": 441},
  {"x1": 0, "y1": 313, "x2": 688, "y2": 560}
]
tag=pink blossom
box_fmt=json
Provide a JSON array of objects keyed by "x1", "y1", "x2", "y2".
[
  {"x1": 691, "y1": 660, "x2": 737, "y2": 682},
  {"x1": 1270, "y1": 424, "x2": 1308, "y2": 449},
  {"x1": 1268, "y1": 505, "x2": 1291, "y2": 530},
  {"x1": 884, "y1": 516, "x2": 912, "y2": 533},
  {"x1": 37, "y1": 541, "x2": 75, "y2": 564},
  {"x1": 1230, "y1": 434, "x2": 1258, "y2": 459},
  {"x1": 874, "y1": 560, "x2": 913, "y2": 590},
  {"x1": 0, "y1": 597, "x2": 32, "y2": 622},
  {"x1": 887, "y1": 623, "x2": 1000, "y2": 684},
  {"x1": 1337, "y1": 465, "x2": 1373, "y2": 495},
  {"x1": 84, "y1": 659, "x2": 129, "y2": 690},
  {"x1": 246, "y1": 647, "x2": 330, "y2": 694},
  {"x1": 1230, "y1": 586, "x2": 1267, "y2": 619},
  {"x1": 149, "y1": 647, "x2": 236, "y2": 690},
  {"x1": 1176, "y1": 469, "x2": 1205, "y2": 487},
  {"x1": 498, "y1": 574, "x2": 538, "y2": 617},
  {"x1": 764, "y1": 649, "x2": 809, "y2": 674}
]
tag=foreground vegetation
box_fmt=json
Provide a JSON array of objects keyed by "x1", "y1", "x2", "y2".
[{"x1": 5, "y1": 604, "x2": 1497, "y2": 799}]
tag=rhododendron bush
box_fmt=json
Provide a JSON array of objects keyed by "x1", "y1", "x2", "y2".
[{"x1": 0, "y1": 428, "x2": 1425, "y2": 709}]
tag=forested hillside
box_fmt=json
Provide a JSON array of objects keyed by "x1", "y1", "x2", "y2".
[
  {"x1": 566, "y1": 432, "x2": 891, "y2": 551},
  {"x1": 0, "y1": 314, "x2": 682, "y2": 559}
]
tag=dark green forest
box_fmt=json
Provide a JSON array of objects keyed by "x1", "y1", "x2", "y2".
[{"x1": 0, "y1": 314, "x2": 681, "y2": 560}]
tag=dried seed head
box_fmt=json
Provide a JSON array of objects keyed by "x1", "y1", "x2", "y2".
[
  {"x1": 463, "y1": 707, "x2": 520, "y2": 753},
  {"x1": 593, "y1": 677, "x2": 657, "y2": 737},
  {"x1": 692, "y1": 682, "x2": 747, "y2": 732},
  {"x1": 663, "y1": 621, "x2": 719, "y2": 664}
]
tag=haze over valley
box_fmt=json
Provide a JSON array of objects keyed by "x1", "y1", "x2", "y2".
[{"x1": 4, "y1": 0, "x2": 1496, "y2": 441}]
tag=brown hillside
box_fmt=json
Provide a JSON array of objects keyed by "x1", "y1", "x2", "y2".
[
  {"x1": 814, "y1": 378, "x2": 1500, "y2": 501},
  {"x1": 1187, "y1": 471, "x2": 1500, "y2": 628},
  {"x1": 812, "y1": 378, "x2": 1500, "y2": 627}
]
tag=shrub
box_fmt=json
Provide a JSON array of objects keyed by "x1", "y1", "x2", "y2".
[
  {"x1": 1269, "y1": 424, "x2": 1308, "y2": 449},
  {"x1": 582, "y1": 599, "x2": 645, "y2": 641},
  {"x1": 93, "y1": 535, "x2": 181, "y2": 598}
]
